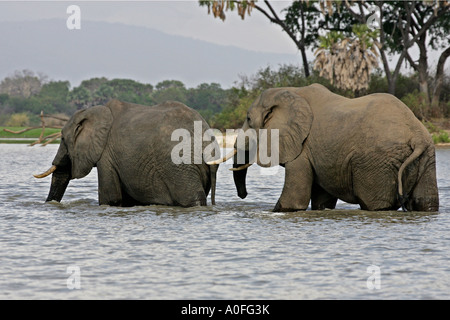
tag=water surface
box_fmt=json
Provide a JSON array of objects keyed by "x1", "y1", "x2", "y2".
[{"x1": 0, "y1": 144, "x2": 449, "y2": 299}]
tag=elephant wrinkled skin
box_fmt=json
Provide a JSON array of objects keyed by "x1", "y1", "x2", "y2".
[
  {"x1": 36, "y1": 99, "x2": 219, "y2": 207},
  {"x1": 228, "y1": 84, "x2": 439, "y2": 212}
]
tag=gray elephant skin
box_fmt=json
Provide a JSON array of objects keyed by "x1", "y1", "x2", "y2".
[
  {"x1": 35, "y1": 99, "x2": 219, "y2": 207},
  {"x1": 227, "y1": 83, "x2": 439, "y2": 212}
]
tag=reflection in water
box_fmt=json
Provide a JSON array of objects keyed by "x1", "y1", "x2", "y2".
[{"x1": 0, "y1": 144, "x2": 449, "y2": 299}]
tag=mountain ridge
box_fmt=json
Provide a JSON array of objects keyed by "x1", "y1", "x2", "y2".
[{"x1": 0, "y1": 19, "x2": 300, "y2": 88}]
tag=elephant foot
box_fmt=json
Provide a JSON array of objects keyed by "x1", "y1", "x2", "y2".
[
  {"x1": 273, "y1": 200, "x2": 307, "y2": 212},
  {"x1": 177, "y1": 191, "x2": 207, "y2": 207}
]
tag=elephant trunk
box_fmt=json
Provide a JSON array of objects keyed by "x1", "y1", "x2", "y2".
[
  {"x1": 233, "y1": 163, "x2": 248, "y2": 199},
  {"x1": 46, "y1": 167, "x2": 71, "y2": 202},
  {"x1": 206, "y1": 126, "x2": 253, "y2": 199},
  {"x1": 209, "y1": 164, "x2": 218, "y2": 205},
  {"x1": 231, "y1": 125, "x2": 257, "y2": 199},
  {"x1": 35, "y1": 142, "x2": 72, "y2": 202},
  {"x1": 232, "y1": 136, "x2": 252, "y2": 199}
]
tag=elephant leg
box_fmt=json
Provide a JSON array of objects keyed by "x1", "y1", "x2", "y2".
[
  {"x1": 273, "y1": 153, "x2": 313, "y2": 212},
  {"x1": 406, "y1": 158, "x2": 439, "y2": 212},
  {"x1": 188, "y1": 191, "x2": 207, "y2": 207},
  {"x1": 97, "y1": 160, "x2": 123, "y2": 206},
  {"x1": 352, "y1": 165, "x2": 399, "y2": 211},
  {"x1": 311, "y1": 183, "x2": 338, "y2": 210},
  {"x1": 121, "y1": 189, "x2": 143, "y2": 207},
  {"x1": 175, "y1": 190, "x2": 207, "y2": 207}
]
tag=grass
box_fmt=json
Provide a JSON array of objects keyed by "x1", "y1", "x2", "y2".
[
  {"x1": 423, "y1": 121, "x2": 450, "y2": 145},
  {"x1": 432, "y1": 130, "x2": 450, "y2": 144},
  {"x1": 0, "y1": 126, "x2": 61, "y2": 144}
]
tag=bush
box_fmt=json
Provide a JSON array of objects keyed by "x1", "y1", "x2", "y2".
[
  {"x1": 423, "y1": 121, "x2": 450, "y2": 144},
  {"x1": 6, "y1": 113, "x2": 30, "y2": 126},
  {"x1": 210, "y1": 88, "x2": 255, "y2": 130},
  {"x1": 432, "y1": 130, "x2": 450, "y2": 144},
  {"x1": 401, "y1": 90, "x2": 429, "y2": 120}
]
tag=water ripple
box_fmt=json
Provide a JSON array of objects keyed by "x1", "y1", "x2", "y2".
[{"x1": 0, "y1": 145, "x2": 449, "y2": 299}]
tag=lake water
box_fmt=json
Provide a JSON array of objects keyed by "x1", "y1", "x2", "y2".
[{"x1": 0, "y1": 143, "x2": 449, "y2": 300}]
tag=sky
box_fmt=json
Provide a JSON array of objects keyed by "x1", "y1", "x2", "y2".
[
  {"x1": 0, "y1": 0, "x2": 445, "y2": 86},
  {"x1": 0, "y1": 0, "x2": 300, "y2": 55}
]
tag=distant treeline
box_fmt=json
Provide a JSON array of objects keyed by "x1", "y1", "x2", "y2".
[
  {"x1": 0, "y1": 70, "x2": 231, "y2": 126},
  {"x1": 1, "y1": 66, "x2": 449, "y2": 130}
]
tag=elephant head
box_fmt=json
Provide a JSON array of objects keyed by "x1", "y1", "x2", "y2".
[
  {"x1": 35, "y1": 105, "x2": 113, "y2": 202},
  {"x1": 209, "y1": 88, "x2": 313, "y2": 199}
]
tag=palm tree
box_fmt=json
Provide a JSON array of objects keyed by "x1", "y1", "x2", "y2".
[{"x1": 314, "y1": 24, "x2": 380, "y2": 93}]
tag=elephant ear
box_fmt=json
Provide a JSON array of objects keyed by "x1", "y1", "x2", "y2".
[
  {"x1": 262, "y1": 90, "x2": 313, "y2": 164},
  {"x1": 70, "y1": 105, "x2": 113, "y2": 179}
]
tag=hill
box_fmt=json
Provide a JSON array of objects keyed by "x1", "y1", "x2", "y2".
[{"x1": 0, "y1": 19, "x2": 299, "y2": 88}]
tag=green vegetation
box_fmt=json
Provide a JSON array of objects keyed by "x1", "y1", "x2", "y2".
[
  {"x1": 1, "y1": 65, "x2": 449, "y2": 144},
  {"x1": 0, "y1": 126, "x2": 61, "y2": 144},
  {"x1": 0, "y1": 127, "x2": 60, "y2": 138},
  {"x1": 0, "y1": 71, "x2": 232, "y2": 126},
  {"x1": 200, "y1": 1, "x2": 449, "y2": 99},
  {"x1": 423, "y1": 122, "x2": 450, "y2": 144},
  {"x1": 433, "y1": 131, "x2": 450, "y2": 144}
]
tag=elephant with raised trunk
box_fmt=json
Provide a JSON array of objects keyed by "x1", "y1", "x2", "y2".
[
  {"x1": 35, "y1": 99, "x2": 219, "y2": 207},
  {"x1": 212, "y1": 84, "x2": 439, "y2": 212}
]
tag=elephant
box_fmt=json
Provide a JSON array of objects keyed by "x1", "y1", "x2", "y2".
[
  {"x1": 35, "y1": 99, "x2": 219, "y2": 207},
  {"x1": 211, "y1": 83, "x2": 439, "y2": 212}
]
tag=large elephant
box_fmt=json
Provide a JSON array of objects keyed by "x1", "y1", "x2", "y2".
[
  {"x1": 212, "y1": 84, "x2": 439, "y2": 212},
  {"x1": 35, "y1": 99, "x2": 219, "y2": 207}
]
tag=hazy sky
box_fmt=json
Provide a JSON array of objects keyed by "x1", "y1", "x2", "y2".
[
  {"x1": 0, "y1": 0, "x2": 300, "y2": 55},
  {"x1": 0, "y1": 0, "x2": 444, "y2": 79}
]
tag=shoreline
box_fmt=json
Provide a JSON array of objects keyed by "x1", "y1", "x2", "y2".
[
  {"x1": 436, "y1": 143, "x2": 450, "y2": 149},
  {"x1": 0, "y1": 132, "x2": 449, "y2": 149}
]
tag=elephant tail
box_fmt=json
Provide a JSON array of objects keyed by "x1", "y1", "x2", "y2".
[
  {"x1": 397, "y1": 144, "x2": 426, "y2": 211},
  {"x1": 209, "y1": 164, "x2": 218, "y2": 205}
]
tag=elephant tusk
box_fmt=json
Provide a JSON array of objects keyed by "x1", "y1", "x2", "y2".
[
  {"x1": 229, "y1": 163, "x2": 253, "y2": 171},
  {"x1": 34, "y1": 165, "x2": 57, "y2": 178},
  {"x1": 207, "y1": 148, "x2": 237, "y2": 165}
]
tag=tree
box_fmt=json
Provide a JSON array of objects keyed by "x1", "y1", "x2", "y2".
[
  {"x1": 107, "y1": 79, "x2": 154, "y2": 104},
  {"x1": 200, "y1": 0, "x2": 449, "y2": 101},
  {"x1": 69, "y1": 77, "x2": 155, "y2": 109},
  {"x1": 152, "y1": 80, "x2": 187, "y2": 104},
  {"x1": 189, "y1": 83, "x2": 227, "y2": 122},
  {"x1": 238, "y1": 63, "x2": 311, "y2": 90},
  {"x1": 314, "y1": 24, "x2": 380, "y2": 93},
  {"x1": 199, "y1": 0, "x2": 321, "y2": 77},
  {"x1": 395, "y1": 1, "x2": 450, "y2": 107},
  {"x1": 93, "y1": 83, "x2": 117, "y2": 105},
  {"x1": 77, "y1": 77, "x2": 109, "y2": 93},
  {"x1": 432, "y1": 47, "x2": 450, "y2": 108},
  {"x1": 68, "y1": 86, "x2": 91, "y2": 110},
  {"x1": 318, "y1": 0, "x2": 450, "y2": 98},
  {"x1": 210, "y1": 87, "x2": 256, "y2": 129},
  {"x1": 38, "y1": 81, "x2": 72, "y2": 114},
  {"x1": 0, "y1": 69, "x2": 47, "y2": 98},
  {"x1": 186, "y1": 83, "x2": 227, "y2": 121},
  {"x1": 155, "y1": 80, "x2": 185, "y2": 91}
]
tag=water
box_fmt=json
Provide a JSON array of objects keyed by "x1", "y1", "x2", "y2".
[{"x1": 0, "y1": 144, "x2": 449, "y2": 299}]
